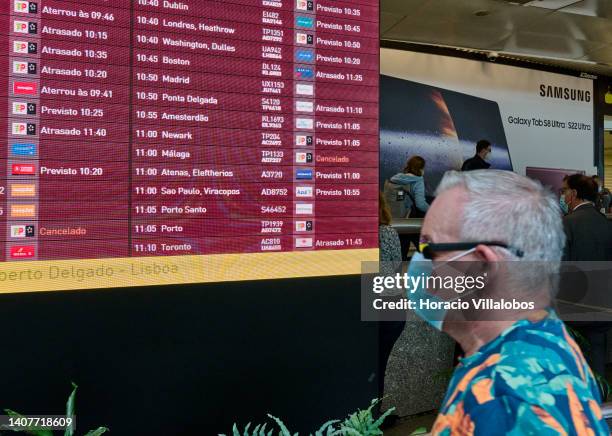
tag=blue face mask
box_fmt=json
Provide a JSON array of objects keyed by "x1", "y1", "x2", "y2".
[
  {"x1": 407, "y1": 250, "x2": 475, "y2": 331},
  {"x1": 559, "y1": 195, "x2": 569, "y2": 214}
]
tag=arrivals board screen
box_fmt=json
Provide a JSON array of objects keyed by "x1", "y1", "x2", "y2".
[{"x1": 0, "y1": 0, "x2": 379, "y2": 292}]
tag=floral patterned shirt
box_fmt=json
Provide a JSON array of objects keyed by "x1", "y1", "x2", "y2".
[{"x1": 432, "y1": 311, "x2": 609, "y2": 436}]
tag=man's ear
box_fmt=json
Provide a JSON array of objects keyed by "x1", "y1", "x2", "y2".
[{"x1": 473, "y1": 244, "x2": 502, "y2": 262}]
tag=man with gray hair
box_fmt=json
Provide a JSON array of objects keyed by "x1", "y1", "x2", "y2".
[{"x1": 410, "y1": 170, "x2": 608, "y2": 435}]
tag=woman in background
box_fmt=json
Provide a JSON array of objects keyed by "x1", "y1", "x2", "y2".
[
  {"x1": 377, "y1": 192, "x2": 403, "y2": 426},
  {"x1": 379, "y1": 191, "x2": 402, "y2": 268},
  {"x1": 386, "y1": 156, "x2": 429, "y2": 258},
  {"x1": 390, "y1": 155, "x2": 430, "y2": 216}
]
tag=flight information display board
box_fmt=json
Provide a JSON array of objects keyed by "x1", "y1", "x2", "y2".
[{"x1": 0, "y1": 0, "x2": 379, "y2": 292}]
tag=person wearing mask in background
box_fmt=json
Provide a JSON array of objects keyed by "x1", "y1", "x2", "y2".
[
  {"x1": 461, "y1": 139, "x2": 492, "y2": 171},
  {"x1": 562, "y1": 174, "x2": 612, "y2": 261},
  {"x1": 384, "y1": 156, "x2": 430, "y2": 260},
  {"x1": 559, "y1": 175, "x2": 570, "y2": 215},
  {"x1": 593, "y1": 175, "x2": 611, "y2": 213},
  {"x1": 415, "y1": 170, "x2": 608, "y2": 435},
  {"x1": 377, "y1": 192, "x2": 403, "y2": 427},
  {"x1": 562, "y1": 174, "x2": 612, "y2": 378}
]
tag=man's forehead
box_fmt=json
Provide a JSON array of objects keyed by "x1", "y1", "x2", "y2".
[{"x1": 422, "y1": 186, "x2": 467, "y2": 242}]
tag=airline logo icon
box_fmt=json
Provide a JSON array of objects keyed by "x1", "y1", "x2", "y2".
[
  {"x1": 13, "y1": 41, "x2": 37, "y2": 54},
  {"x1": 10, "y1": 245, "x2": 35, "y2": 258},
  {"x1": 296, "y1": 33, "x2": 314, "y2": 45},
  {"x1": 296, "y1": 169, "x2": 313, "y2": 180},
  {"x1": 295, "y1": 49, "x2": 314, "y2": 62},
  {"x1": 14, "y1": 21, "x2": 28, "y2": 33},
  {"x1": 296, "y1": 0, "x2": 314, "y2": 11},
  {"x1": 295, "y1": 16, "x2": 314, "y2": 28},
  {"x1": 295, "y1": 237, "x2": 313, "y2": 248},
  {"x1": 11, "y1": 184, "x2": 36, "y2": 197},
  {"x1": 14, "y1": 20, "x2": 37, "y2": 34},
  {"x1": 12, "y1": 163, "x2": 36, "y2": 175},
  {"x1": 295, "y1": 100, "x2": 313, "y2": 112},
  {"x1": 296, "y1": 186, "x2": 313, "y2": 197},
  {"x1": 295, "y1": 117, "x2": 313, "y2": 129},
  {"x1": 295, "y1": 66, "x2": 314, "y2": 79},
  {"x1": 11, "y1": 225, "x2": 35, "y2": 238},
  {"x1": 295, "y1": 83, "x2": 314, "y2": 96},
  {"x1": 295, "y1": 220, "x2": 313, "y2": 232},
  {"x1": 14, "y1": 1, "x2": 29, "y2": 12},
  {"x1": 13, "y1": 61, "x2": 36, "y2": 75},
  {"x1": 11, "y1": 204, "x2": 36, "y2": 218},
  {"x1": 13, "y1": 81, "x2": 37, "y2": 95},
  {"x1": 12, "y1": 122, "x2": 36, "y2": 135},
  {"x1": 11, "y1": 143, "x2": 37, "y2": 156},
  {"x1": 296, "y1": 152, "x2": 313, "y2": 163},
  {"x1": 13, "y1": 102, "x2": 36, "y2": 115},
  {"x1": 295, "y1": 135, "x2": 313, "y2": 146},
  {"x1": 295, "y1": 203, "x2": 313, "y2": 215},
  {"x1": 13, "y1": 61, "x2": 28, "y2": 74},
  {"x1": 14, "y1": 1, "x2": 37, "y2": 13}
]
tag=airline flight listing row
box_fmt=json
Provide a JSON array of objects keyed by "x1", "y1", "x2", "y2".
[{"x1": 0, "y1": 0, "x2": 379, "y2": 261}]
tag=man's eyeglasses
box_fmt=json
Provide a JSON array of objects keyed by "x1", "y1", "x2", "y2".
[{"x1": 418, "y1": 241, "x2": 525, "y2": 260}]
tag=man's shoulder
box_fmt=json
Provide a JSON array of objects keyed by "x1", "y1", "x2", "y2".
[
  {"x1": 461, "y1": 155, "x2": 490, "y2": 171},
  {"x1": 486, "y1": 317, "x2": 599, "y2": 399},
  {"x1": 461, "y1": 156, "x2": 477, "y2": 169},
  {"x1": 564, "y1": 205, "x2": 601, "y2": 224},
  {"x1": 494, "y1": 316, "x2": 576, "y2": 366},
  {"x1": 467, "y1": 317, "x2": 584, "y2": 386}
]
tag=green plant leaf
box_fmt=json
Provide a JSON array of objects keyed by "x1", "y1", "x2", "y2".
[
  {"x1": 267, "y1": 415, "x2": 292, "y2": 436},
  {"x1": 2, "y1": 409, "x2": 53, "y2": 436},
  {"x1": 223, "y1": 399, "x2": 393, "y2": 436},
  {"x1": 259, "y1": 422, "x2": 268, "y2": 436},
  {"x1": 371, "y1": 406, "x2": 395, "y2": 429},
  {"x1": 83, "y1": 427, "x2": 109, "y2": 436},
  {"x1": 410, "y1": 427, "x2": 428, "y2": 435},
  {"x1": 314, "y1": 419, "x2": 339, "y2": 436},
  {"x1": 348, "y1": 413, "x2": 361, "y2": 428},
  {"x1": 252, "y1": 423, "x2": 262, "y2": 436},
  {"x1": 64, "y1": 382, "x2": 78, "y2": 436}
]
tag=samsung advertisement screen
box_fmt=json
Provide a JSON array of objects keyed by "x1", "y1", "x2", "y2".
[
  {"x1": 0, "y1": 0, "x2": 379, "y2": 292},
  {"x1": 380, "y1": 75, "x2": 512, "y2": 191}
]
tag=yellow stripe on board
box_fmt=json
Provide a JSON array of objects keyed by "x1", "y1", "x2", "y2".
[{"x1": 0, "y1": 249, "x2": 379, "y2": 293}]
